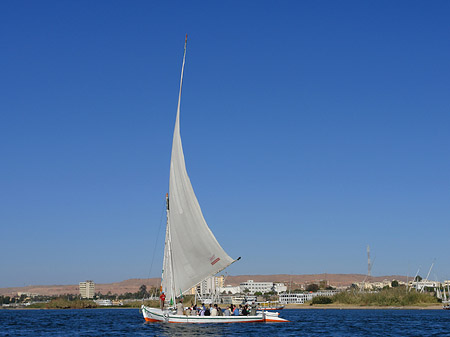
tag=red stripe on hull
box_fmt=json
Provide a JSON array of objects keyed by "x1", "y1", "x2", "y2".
[
  {"x1": 144, "y1": 317, "x2": 160, "y2": 322},
  {"x1": 167, "y1": 319, "x2": 265, "y2": 323},
  {"x1": 265, "y1": 318, "x2": 290, "y2": 323}
]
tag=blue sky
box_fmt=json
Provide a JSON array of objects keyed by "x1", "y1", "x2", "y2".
[{"x1": 1, "y1": 1, "x2": 449, "y2": 287}]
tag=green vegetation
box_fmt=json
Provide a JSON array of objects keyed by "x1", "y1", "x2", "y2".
[
  {"x1": 330, "y1": 287, "x2": 439, "y2": 306},
  {"x1": 0, "y1": 296, "x2": 13, "y2": 305},
  {"x1": 306, "y1": 284, "x2": 319, "y2": 292},
  {"x1": 96, "y1": 285, "x2": 160, "y2": 300},
  {"x1": 2, "y1": 284, "x2": 162, "y2": 309},
  {"x1": 28, "y1": 298, "x2": 97, "y2": 309},
  {"x1": 312, "y1": 296, "x2": 333, "y2": 305},
  {"x1": 121, "y1": 300, "x2": 159, "y2": 308}
]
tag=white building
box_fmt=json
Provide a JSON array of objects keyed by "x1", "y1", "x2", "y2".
[
  {"x1": 279, "y1": 290, "x2": 339, "y2": 304},
  {"x1": 274, "y1": 283, "x2": 287, "y2": 293},
  {"x1": 239, "y1": 280, "x2": 286, "y2": 294},
  {"x1": 355, "y1": 279, "x2": 407, "y2": 291},
  {"x1": 279, "y1": 293, "x2": 313, "y2": 304},
  {"x1": 218, "y1": 285, "x2": 241, "y2": 294},
  {"x1": 79, "y1": 280, "x2": 95, "y2": 299}
]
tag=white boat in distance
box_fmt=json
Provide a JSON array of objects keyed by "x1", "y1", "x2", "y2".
[{"x1": 141, "y1": 36, "x2": 288, "y2": 323}]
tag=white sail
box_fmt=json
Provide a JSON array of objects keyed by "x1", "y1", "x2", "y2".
[
  {"x1": 161, "y1": 198, "x2": 175, "y2": 305},
  {"x1": 161, "y1": 36, "x2": 235, "y2": 303}
]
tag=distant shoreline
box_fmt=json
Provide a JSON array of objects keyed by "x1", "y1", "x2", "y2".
[
  {"x1": 285, "y1": 303, "x2": 443, "y2": 310},
  {"x1": 0, "y1": 307, "x2": 138, "y2": 310},
  {"x1": 2, "y1": 304, "x2": 444, "y2": 311},
  {"x1": 0, "y1": 274, "x2": 409, "y2": 297}
]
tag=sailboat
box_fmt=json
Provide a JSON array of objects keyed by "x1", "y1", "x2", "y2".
[
  {"x1": 141, "y1": 36, "x2": 288, "y2": 323},
  {"x1": 443, "y1": 285, "x2": 450, "y2": 310}
]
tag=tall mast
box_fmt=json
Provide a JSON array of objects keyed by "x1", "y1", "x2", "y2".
[
  {"x1": 164, "y1": 34, "x2": 235, "y2": 300},
  {"x1": 176, "y1": 35, "x2": 187, "y2": 122},
  {"x1": 166, "y1": 35, "x2": 188, "y2": 306},
  {"x1": 160, "y1": 193, "x2": 171, "y2": 301}
]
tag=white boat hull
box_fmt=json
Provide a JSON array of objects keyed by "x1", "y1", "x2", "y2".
[{"x1": 141, "y1": 305, "x2": 288, "y2": 323}]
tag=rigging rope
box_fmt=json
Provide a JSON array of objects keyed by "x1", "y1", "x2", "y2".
[{"x1": 146, "y1": 196, "x2": 166, "y2": 286}]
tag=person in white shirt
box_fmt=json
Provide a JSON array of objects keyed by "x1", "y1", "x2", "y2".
[
  {"x1": 176, "y1": 299, "x2": 184, "y2": 315},
  {"x1": 210, "y1": 304, "x2": 218, "y2": 316}
]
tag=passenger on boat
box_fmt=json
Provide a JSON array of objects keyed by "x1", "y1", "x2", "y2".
[
  {"x1": 159, "y1": 292, "x2": 166, "y2": 310},
  {"x1": 250, "y1": 302, "x2": 257, "y2": 316},
  {"x1": 200, "y1": 304, "x2": 206, "y2": 316},
  {"x1": 205, "y1": 304, "x2": 211, "y2": 316},
  {"x1": 176, "y1": 299, "x2": 183, "y2": 315},
  {"x1": 223, "y1": 306, "x2": 231, "y2": 316},
  {"x1": 217, "y1": 305, "x2": 223, "y2": 316},
  {"x1": 242, "y1": 305, "x2": 249, "y2": 316},
  {"x1": 211, "y1": 304, "x2": 218, "y2": 316},
  {"x1": 233, "y1": 305, "x2": 240, "y2": 316},
  {"x1": 191, "y1": 305, "x2": 198, "y2": 316}
]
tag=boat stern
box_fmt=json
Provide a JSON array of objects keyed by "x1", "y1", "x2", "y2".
[{"x1": 263, "y1": 311, "x2": 290, "y2": 323}]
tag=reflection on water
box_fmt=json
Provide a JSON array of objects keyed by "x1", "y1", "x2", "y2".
[{"x1": 152, "y1": 323, "x2": 226, "y2": 336}]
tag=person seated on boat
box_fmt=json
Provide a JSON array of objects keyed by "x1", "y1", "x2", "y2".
[
  {"x1": 176, "y1": 298, "x2": 183, "y2": 315},
  {"x1": 241, "y1": 304, "x2": 249, "y2": 316},
  {"x1": 250, "y1": 302, "x2": 257, "y2": 316},
  {"x1": 185, "y1": 307, "x2": 191, "y2": 316},
  {"x1": 250, "y1": 302, "x2": 256, "y2": 316},
  {"x1": 233, "y1": 305, "x2": 240, "y2": 316},
  {"x1": 191, "y1": 305, "x2": 198, "y2": 316},
  {"x1": 210, "y1": 304, "x2": 218, "y2": 316},
  {"x1": 223, "y1": 306, "x2": 231, "y2": 316},
  {"x1": 204, "y1": 304, "x2": 211, "y2": 316},
  {"x1": 200, "y1": 304, "x2": 206, "y2": 316},
  {"x1": 217, "y1": 305, "x2": 223, "y2": 316}
]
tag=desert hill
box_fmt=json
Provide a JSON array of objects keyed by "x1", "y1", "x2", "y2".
[{"x1": 0, "y1": 274, "x2": 407, "y2": 297}]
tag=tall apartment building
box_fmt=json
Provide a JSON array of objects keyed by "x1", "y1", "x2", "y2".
[
  {"x1": 79, "y1": 280, "x2": 95, "y2": 299},
  {"x1": 189, "y1": 275, "x2": 225, "y2": 295}
]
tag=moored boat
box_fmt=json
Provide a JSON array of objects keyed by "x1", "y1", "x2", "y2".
[{"x1": 257, "y1": 301, "x2": 285, "y2": 311}]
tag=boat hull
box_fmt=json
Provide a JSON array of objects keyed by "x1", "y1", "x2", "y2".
[{"x1": 141, "y1": 305, "x2": 288, "y2": 323}]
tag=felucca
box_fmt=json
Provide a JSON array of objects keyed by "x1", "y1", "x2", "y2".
[{"x1": 141, "y1": 36, "x2": 288, "y2": 323}]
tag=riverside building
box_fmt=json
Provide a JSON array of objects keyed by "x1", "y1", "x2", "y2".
[
  {"x1": 79, "y1": 280, "x2": 95, "y2": 299},
  {"x1": 240, "y1": 280, "x2": 275, "y2": 294},
  {"x1": 188, "y1": 275, "x2": 225, "y2": 295},
  {"x1": 279, "y1": 290, "x2": 338, "y2": 304}
]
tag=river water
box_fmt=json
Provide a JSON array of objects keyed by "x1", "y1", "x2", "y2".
[{"x1": 1, "y1": 308, "x2": 449, "y2": 336}]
